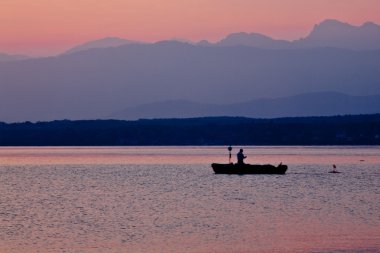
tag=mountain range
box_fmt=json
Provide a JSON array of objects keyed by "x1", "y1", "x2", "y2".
[
  {"x1": 111, "y1": 92, "x2": 380, "y2": 120},
  {"x1": 215, "y1": 19, "x2": 380, "y2": 50},
  {"x1": 294, "y1": 19, "x2": 380, "y2": 50},
  {"x1": 2, "y1": 19, "x2": 369, "y2": 57},
  {"x1": 58, "y1": 19, "x2": 380, "y2": 54},
  {"x1": 2, "y1": 19, "x2": 380, "y2": 58},
  {"x1": 0, "y1": 19, "x2": 380, "y2": 122}
]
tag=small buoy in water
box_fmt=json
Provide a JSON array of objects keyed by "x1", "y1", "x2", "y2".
[{"x1": 329, "y1": 164, "x2": 340, "y2": 173}]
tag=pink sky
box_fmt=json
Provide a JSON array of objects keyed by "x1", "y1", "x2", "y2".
[{"x1": 1, "y1": 0, "x2": 379, "y2": 56}]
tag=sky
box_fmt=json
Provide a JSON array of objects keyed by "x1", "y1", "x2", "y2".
[{"x1": 1, "y1": 0, "x2": 380, "y2": 56}]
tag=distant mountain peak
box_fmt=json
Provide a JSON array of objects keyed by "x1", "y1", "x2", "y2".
[
  {"x1": 91, "y1": 36, "x2": 126, "y2": 42},
  {"x1": 63, "y1": 37, "x2": 142, "y2": 55},
  {"x1": 295, "y1": 19, "x2": 380, "y2": 50},
  {"x1": 219, "y1": 32, "x2": 276, "y2": 43},
  {"x1": 310, "y1": 19, "x2": 380, "y2": 33},
  {"x1": 362, "y1": 21, "x2": 378, "y2": 27},
  {"x1": 317, "y1": 19, "x2": 351, "y2": 26},
  {"x1": 197, "y1": 40, "x2": 212, "y2": 46},
  {"x1": 217, "y1": 32, "x2": 291, "y2": 49},
  {"x1": 310, "y1": 19, "x2": 354, "y2": 36},
  {"x1": 225, "y1": 32, "x2": 272, "y2": 39}
]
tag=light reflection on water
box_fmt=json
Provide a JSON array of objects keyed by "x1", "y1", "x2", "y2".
[
  {"x1": 0, "y1": 146, "x2": 379, "y2": 253},
  {"x1": 1, "y1": 146, "x2": 379, "y2": 165}
]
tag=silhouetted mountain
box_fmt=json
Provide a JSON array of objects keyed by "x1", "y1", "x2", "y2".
[
  {"x1": 63, "y1": 37, "x2": 142, "y2": 55},
  {"x1": 61, "y1": 20, "x2": 380, "y2": 55},
  {"x1": 1, "y1": 41, "x2": 379, "y2": 122},
  {"x1": 217, "y1": 32, "x2": 291, "y2": 49},
  {"x1": 216, "y1": 20, "x2": 380, "y2": 50},
  {"x1": 294, "y1": 19, "x2": 380, "y2": 50},
  {"x1": 0, "y1": 53, "x2": 29, "y2": 62},
  {"x1": 196, "y1": 40, "x2": 213, "y2": 47},
  {"x1": 111, "y1": 92, "x2": 380, "y2": 120}
]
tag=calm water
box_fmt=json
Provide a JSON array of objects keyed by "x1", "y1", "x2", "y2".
[{"x1": 0, "y1": 146, "x2": 379, "y2": 253}]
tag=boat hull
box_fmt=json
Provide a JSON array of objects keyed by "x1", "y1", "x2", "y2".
[{"x1": 212, "y1": 163, "x2": 287, "y2": 175}]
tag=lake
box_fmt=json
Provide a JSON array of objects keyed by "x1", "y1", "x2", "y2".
[{"x1": 0, "y1": 146, "x2": 379, "y2": 253}]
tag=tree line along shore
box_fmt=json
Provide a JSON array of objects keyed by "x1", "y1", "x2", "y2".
[{"x1": 0, "y1": 114, "x2": 379, "y2": 146}]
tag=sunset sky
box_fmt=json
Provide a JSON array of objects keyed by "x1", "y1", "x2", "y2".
[{"x1": 1, "y1": 0, "x2": 379, "y2": 56}]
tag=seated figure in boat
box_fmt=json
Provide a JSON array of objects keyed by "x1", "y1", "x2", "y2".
[{"x1": 237, "y1": 149, "x2": 247, "y2": 164}]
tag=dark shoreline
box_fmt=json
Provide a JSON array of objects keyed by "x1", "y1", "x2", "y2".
[{"x1": 1, "y1": 114, "x2": 380, "y2": 146}]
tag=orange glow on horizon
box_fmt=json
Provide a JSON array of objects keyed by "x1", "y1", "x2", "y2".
[{"x1": 1, "y1": 0, "x2": 380, "y2": 56}]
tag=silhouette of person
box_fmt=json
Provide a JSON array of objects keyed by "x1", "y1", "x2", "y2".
[{"x1": 237, "y1": 149, "x2": 247, "y2": 164}]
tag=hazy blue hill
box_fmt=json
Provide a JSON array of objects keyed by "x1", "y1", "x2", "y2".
[
  {"x1": 216, "y1": 32, "x2": 291, "y2": 49},
  {"x1": 294, "y1": 19, "x2": 380, "y2": 50},
  {"x1": 1, "y1": 32, "x2": 380, "y2": 122},
  {"x1": 232, "y1": 92, "x2": 380, "y2": 117},
  {"x1": 196, "y1": 40, "x2": 213, "y2": 46},
  {"x1": 0, "y1": 52, "x2": 29, "y2": 62},
  {"x1": 215, "y1": 19, "x2": 380, "y2": 50},
  {"x1": 111, "y1": 92, "x2": 380, "y2": 120},
  {"x1": 58, "y1": 19, "x2": 380, "y2": 56},
  {"x1": 63, "y1": 37, "x2": 143, "y2": 55}
]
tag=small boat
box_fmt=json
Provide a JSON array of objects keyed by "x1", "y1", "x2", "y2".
[
  {"x1": 211, "y1": 163, "x2": 288, "y2": 175},
  {"x1": 328, "y1": 170, "x2": 341, "y2": 174}
]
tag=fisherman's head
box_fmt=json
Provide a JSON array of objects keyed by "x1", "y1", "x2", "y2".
[{"x1": 240, "y1": 149, "x2": 243, "y2": 152}]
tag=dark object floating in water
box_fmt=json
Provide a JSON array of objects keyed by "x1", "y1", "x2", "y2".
[
  {"x1": 329, "y1": 164, "x2": 340, "y2": 173},
  {"x1": 211, "y1": 163, "x2": 287, "y2": 174}
]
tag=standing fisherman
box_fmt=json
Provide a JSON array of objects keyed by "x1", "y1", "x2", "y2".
[{"x1": 237, "y1": 149, "x2": 247, "y2": 165}]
